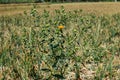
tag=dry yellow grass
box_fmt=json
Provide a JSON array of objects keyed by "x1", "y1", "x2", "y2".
[{"x1": 0, "y1": 2, "x2": 120, "y2": 16}]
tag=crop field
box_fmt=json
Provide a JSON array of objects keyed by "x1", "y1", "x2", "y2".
[{"x1": 0, "y1": 2, "x2": 120, "y2": 80}]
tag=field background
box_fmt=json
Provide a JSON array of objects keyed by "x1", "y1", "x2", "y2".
[
  {"x1": 0, "y1": 2, "x2": 120, "y2": 16},
  {"x1": 0, "y1": 2, "x2": 120, "y2": 80}
]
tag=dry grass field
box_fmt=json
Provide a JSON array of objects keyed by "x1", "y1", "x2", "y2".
[{"x1": 0, "y1": 2, "x2": 120, "y2": 16}]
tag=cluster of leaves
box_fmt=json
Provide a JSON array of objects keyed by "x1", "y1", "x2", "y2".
[{"x1": 0, "y1": 6, "x2": 120, "y2": 80}]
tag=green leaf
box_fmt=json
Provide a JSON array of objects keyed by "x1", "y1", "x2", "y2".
[
  {"x1": 41, "y1": 68, "x2": 51, "y2": 72},
  {"x1": 53, "y1": 74, "x2": 65, "y2": 79}
]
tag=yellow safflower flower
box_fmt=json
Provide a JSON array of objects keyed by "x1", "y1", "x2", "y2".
[{"x1": 58, "y1": 25, "x2": 64, "y2": 29}]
